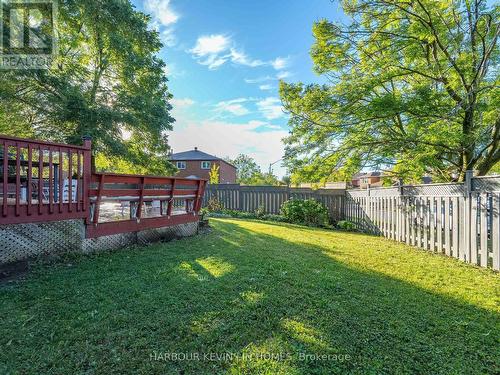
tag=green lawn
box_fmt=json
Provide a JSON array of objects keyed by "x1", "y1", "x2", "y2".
[{"x1": 1, "y1": 218, "x2": 499, "y2": 374}]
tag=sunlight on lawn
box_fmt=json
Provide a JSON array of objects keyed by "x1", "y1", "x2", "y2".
[
  {"x1": 240, "y1": 291, "x2": 265, "y2": 305},
  {"x1": 230, "y1": 337, "x2": 299, "y2": 375},
  {"x1": 281, "y1": 318, "x2": 331, "y2": 351},
  {"x1": 222, "y1": 219, "x2": 500, "y2": 313},
  {"x1": 196, "y1": 256, "x2": 235, "y2": 278},
  {"x1": 177, "y1": 261, "x2": 200, "y2": 279}
]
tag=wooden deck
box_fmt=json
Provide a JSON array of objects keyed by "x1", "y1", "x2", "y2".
[{"x1": 0, "y1": 135, "x2": 207, "y2": 237}]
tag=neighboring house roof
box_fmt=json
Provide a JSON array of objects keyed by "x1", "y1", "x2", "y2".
[
  {"x1": 169, "y1": 148, "x2": 236, "y2": 168},
  {"x1": 422, "y1": 176, "x2": 433, "y2": 184},
  {"x1": 352, "y1": 171, "x2": 382, "y2": 180},
  {"x1": 170, "y1": 148, "x2": 221, "y2": 161}
]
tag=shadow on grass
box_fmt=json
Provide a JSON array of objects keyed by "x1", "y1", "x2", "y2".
[{"x1": 0, "y1": 219, "x2": 498, "y2": 374}]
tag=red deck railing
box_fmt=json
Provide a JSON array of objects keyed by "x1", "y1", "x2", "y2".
[
  {"x1": 0, "y1": 135, "x2": 91, "y2": 225},
  {"x1": 0, "y1": 135, "x2": 207, "y2": 237},
  {"x1": 86, "y1": 173, "x2": 206, "y2": 238}
]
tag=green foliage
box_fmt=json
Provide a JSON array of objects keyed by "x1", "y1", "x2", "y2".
[
  {"x1": 280, "y1": 199, "x2": 329, "y2": 227},
  {"x1": 254, "y1": 205, "x2": 266, "y2": 218},
  {"x1": 204, "y1": 209, "x2": 287, "y2": 223},
  {"x1": 280, "y1": 1, "x2": 500, "y2": 182},
  {"x1": 205, "y1": 196, "x2": 223, "y2": 212},
  {"x1": 490, "y1": 161, "x2": 500, "y2": 175},
  {"x1": 227, "y1": 154, "x2": 261, "y2": 182},
  {"x1": 337, "y1": 220, "x2": 356, "y2": 231},
  {"x1": 226, "y1": 154, "x2": 281, "y2": 185},
  {"x1": 243, "y1": 172, "x2": 281, "y2": 186},
  {"x1": 0, "y1": 0, "x2": 175, "y2": 175}
]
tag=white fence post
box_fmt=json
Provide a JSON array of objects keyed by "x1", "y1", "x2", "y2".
[{"x1": 463, "y1": 170, "x2": 473, "y2": 263}]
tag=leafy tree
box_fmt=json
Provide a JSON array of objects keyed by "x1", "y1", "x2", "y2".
[
  {"x1": 281, "y1": 175, "x2": 292, "y2": 187},
  {"x1": 0, "y1": 0, "x2": 175, "y2": 174},
  {"x1": 226, "y1": 154, "x2": 261, "y2": 182},
  {"x1": 244, "y1": 172, "x2": 281, "y2": 186},
  {"x1": 280, "y1": 0, "x2": 499, "y2": 182},
  {"x1": 226, "y1": 154, "x2": 281, "y2": 185}
]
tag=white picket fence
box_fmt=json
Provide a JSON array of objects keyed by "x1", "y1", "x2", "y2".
[{"x1": 345, "y1": 174, "x2": 500, "y2": 270}]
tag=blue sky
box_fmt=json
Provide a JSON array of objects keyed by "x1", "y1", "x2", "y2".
[{"x1": 132, "y1": 0, "x2": 346, "y2": 178}]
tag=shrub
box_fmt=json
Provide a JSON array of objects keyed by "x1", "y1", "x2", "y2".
[
  {"x1": 337, "y1": 220, "x2": 356, "y2": 231},
  {"x1": 199, "y1": 207, "x2": 209, "y2": 219},
  {"x1": 203, "y1": 208, "x2": 287, "y2": 223},
  {"x1": 254, "y1": 205, "x2": 266, "y2": 218},
  {"x1": 261, "y1": 214, "x2": 288, "y2": 222},
  {"x1": 280, "y1": 199, "x2": 329, "y2": 227},
  {"x1": 206, "y1": 196, "x2": 222, "y2": 211}
]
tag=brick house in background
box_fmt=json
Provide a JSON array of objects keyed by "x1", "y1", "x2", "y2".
[
  {"x1": 169, "y1": 148, "x2": 237, "y2": 184},
  {"x1": 351, "y1": 172, "x2": 383, "y2": 189}
]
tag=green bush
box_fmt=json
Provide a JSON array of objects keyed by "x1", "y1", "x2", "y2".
[
  {"x1": 203, "y1": 209, "x2": 287, "y2": 223},
  {"x1": 254, "y1": 205, "x2": 266, "y2": 218},
  {"x1": 337, "y1": 220, "x2": 356, "y2": 231},
  {"x1": 280, "y1": 199, "x2": 329, "y2": 227},
  {"x1": 205, "y1": 196, "x2": 223, "y2": 211},
  {"x1": 261, "y1": 214, "x2": 288, "y2": 222}
]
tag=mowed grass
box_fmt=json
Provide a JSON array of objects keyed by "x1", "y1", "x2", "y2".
[{"x1": 1, "y1": 219, "x2": 499, "y2": 374}]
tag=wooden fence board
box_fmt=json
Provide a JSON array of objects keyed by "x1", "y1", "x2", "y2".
[
  {"x1": 452, "y1": 197, "x2": 459, "y2": 258},
  {"x1": 429, "y1": 198, "x2": 435, "y2": 251},
  {"x1": 480, "y1": 193, "x2": 489, "y2": 267},
  {"x1": 436, "y1": 198, "x2": 443, "y2": 253},
  {"x1": 444, "y1": 197, "x2": 451, "y2": 256},
  {"x1": 492, "y1": 193, "x2": 500, "y2": 270},
  {"x1": 422, "y1": 197, "x2": 429, "y2": 250},
  {"x1": 205, "y1": 176, "x2": 500, "y2": 270},
  {"x1": 471, "y1": 194, "x2": 478, "y2": 265}
]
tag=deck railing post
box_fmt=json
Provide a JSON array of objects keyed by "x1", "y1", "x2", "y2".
[
  {"x1": 38, "y1": 147, "x2": 43, "y2": 215},
  {"x1": 3, "y1": 141, "x2": 8, "y2": 217},
  {"x1": 136, "y1": 176, "x2": 145, "y2": 222},
  {"x1": 193, "y1": 180, "x2": 202, "y2": 214},
  {"x1": 93, "y1": 174, "x2": 105, "y2": 226},
  {"x1": 167, "y1": 178, "x2": 176, "y2": 217},
  {"x1": 82, "y1": 136, "x2": 92, "y2": 217},
  {"x1": 27, "y1": 144, "x2": 33, "y2": 216},
  {"x1": 15, "y1": 144, "x2": 21, "y2": 216}
]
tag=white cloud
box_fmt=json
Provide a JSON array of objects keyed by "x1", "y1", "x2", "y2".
[
  {"x1": 144, "y1": 1, "x2": 179, "y2": 48},
  {"x1": 271, "y1": 56, "x2": 290, "y2": 70},
  {"x1": 259, "y1": 84, "x2": 274, "y2": 91},
  {"x1": 245, "y1": 71, "x2": 292, "y2": 87},
  {"x1": 268, "y1": 125, "x2": 283, "y2": 130},
  {"x1": 190, "y1": 34, "x2": 231, "y2": 56},
  {"x1": 163, "y1": 63, "x2": 185, "y2": 78},
  {"x1": 257, "y1": 97, "x2": 285, "y2": 120},
  {"x1": 144, "y1": 0, "x2": 179, "y2": 26},
  {"x1": 276, "y1": 71, "x2": 291, "y2": 79},
  {"x1": 189, "y1": 34, "x2": 291, "y2": 72},
  {"x1": 229, "y1": 48, "x2": 265, "y2": 67},
  {"x1": 168, "y1": 118, "x2": 288, "y2": 177},
  {"x1": 214, "y1": 98, "x2": 250, "y2": 116},
  {"x1": 244, "y1": 76, "x2": 274, "y2": 84},
  {"x1": 160, "y1": 28, "x2": 176, "y2": 47},
  {"x1": 171, "y1": 98, "x2": 195, "y2": 108},
  {"x1": 189, "y1": 34, "x2": 232, "y2": 69}
]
